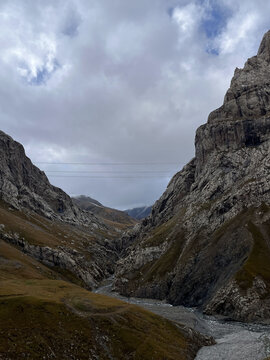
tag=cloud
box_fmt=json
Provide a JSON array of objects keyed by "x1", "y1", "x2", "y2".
[{"x1": 0, "y1": 0, "x2": 269, "y2": 208}]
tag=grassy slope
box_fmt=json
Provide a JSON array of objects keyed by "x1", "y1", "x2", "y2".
[
  {"x1": 0, "y1": 199, "x2": 115, "y2": 248},
  {"x1": 0, "y1": 240, "x2": 208, "y2": 360},
  {"x1": 0, "y1": 200, "x2": 117, "y2": 287},
  {"x1": 72, "y1": 197, "x2": 138, "y2": 230},
  {"x1": 235, "y1": 207, "x2": 270, "y2": 293}
]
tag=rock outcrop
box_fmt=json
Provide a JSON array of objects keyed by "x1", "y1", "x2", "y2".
[{"x1": 114, "y1": 31, "x2": 270, "y2": 322}]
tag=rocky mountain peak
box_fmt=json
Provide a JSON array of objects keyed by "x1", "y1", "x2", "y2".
[
  {"x1": 257, "y1": 29, "x2": 270, "y2": 61},
  {"x1": 195, "y1": 30, "x2": 270, "y2": 174},
  {"x1": 208, "y1": 30, "x2": 270, "y2": 125}
]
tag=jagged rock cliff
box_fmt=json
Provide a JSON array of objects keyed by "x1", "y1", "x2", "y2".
[{"x1": 114, "y1": 31, "x2": 270, "y2": 322}]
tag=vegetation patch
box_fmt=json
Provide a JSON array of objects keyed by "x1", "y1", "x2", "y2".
[
  {"x1": 143, "y1": 216, "x2": 178, "y2": 248},
  {"x1": 235, "y1": 221, "x2": 270, "y2": 294},
  {"x1": 0, "y1": 240, "x2": 209, "y2": 359},
  {"x1": 144, "y1": 232, "x2": 185, "y2": 282}
]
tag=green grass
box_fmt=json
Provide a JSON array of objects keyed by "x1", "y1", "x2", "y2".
[
  {"x1": 0, "y1": 295, "x2": 194, "y2": 360},
  {"x1": 143, "y1": 217, "x2": 178, "y2": 248},
  {"x1": 235, "y1": 221, "x2": 270, "y2": 294},
  {"x1": 124, "y1": 214, "x2": 186, "y2": 288},
  {"x1": 143, "y1": 232, "x2": 185, "y2": 282}
]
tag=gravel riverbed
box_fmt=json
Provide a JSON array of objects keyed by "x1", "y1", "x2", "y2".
[{"x1": 94, "y1": 279, "x2": 270, "y2": 360}]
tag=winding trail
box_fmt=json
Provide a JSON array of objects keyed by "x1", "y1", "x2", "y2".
[{"x1": 94, "y1": 278, "x2": 270, "y2": 360}]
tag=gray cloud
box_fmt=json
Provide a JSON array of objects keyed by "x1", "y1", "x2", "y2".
[{"x1": 0, "y1": 0, "x2": 269, "y2": 209}]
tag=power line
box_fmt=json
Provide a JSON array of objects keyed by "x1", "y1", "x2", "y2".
[
  {"x1": 47, "y1": 175, "x2": 172, "y2": 179},
  {"x1": 36, "y1": 161, "x2": 180, "y2": 166},
  {"x1": 44, "y1": 170, "x2": 174, "y2": 174}
]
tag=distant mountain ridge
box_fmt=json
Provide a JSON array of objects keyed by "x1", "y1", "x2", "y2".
[
  {"x1": 73, "y1": 195, "x2": 103, "y2": 207},
  {"x1": 72, "y1": 195, "x2": 137, "y2": 229},
  {"x1": 124, "y1": 206, "x2": 152, "y2": 220}
]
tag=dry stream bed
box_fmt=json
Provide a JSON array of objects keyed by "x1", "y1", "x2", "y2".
[{"x1": 94, "y1": 278, "x2": 270, "y2": 360}]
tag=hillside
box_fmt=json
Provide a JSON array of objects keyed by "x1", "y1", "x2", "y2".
[
  {"x1": 0, "y1": 130, "x2": 126, "y2": 289},
  {"x1": 73, "y1": 195, "x2": 137, "y2": 230},
  {"x1": 0, "y1": 239, "x2": 211, "y2": 359},
  {"x1": 114, "y1": 30, "x2": 270, "y2": 323},
  {"x1": 125, "y1": 206, "x2": 152, "y2": 220}
]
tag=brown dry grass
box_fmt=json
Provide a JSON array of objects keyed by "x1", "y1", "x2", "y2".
[{"x1": 0, "y1": 239, "x2": 199, "y2": 359}]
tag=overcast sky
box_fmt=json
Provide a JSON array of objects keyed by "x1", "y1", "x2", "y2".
[{"x1": 0, "y1": 0, "x2": 269, "y2": 209}]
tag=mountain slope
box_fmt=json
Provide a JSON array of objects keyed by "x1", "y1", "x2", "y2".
[
  {"x1": 125, "y1": 205, "x2": 152, "y2": 220},
  {"x1": 0, "y1": 130, "x2": 124, "y2": 289},
  {"x1": 73, "y1": 195, "x2": 137, "y2": 229},
  {"x1": 0, "y1": 239, "x2": 211, "y2": 359},
  {"x1": 0, "y1": 130, "x2": 107, "y2": 230},
  {"x1": 114, "y1": 30, "x2": 270, "y2": 322}
]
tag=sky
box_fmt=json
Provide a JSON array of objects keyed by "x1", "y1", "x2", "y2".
[{"x1": 0, "y1": 0, "x2": 269, "y2": 210}]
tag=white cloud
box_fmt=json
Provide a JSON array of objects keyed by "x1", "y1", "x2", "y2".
[
  {"x1": 0, "y1": 0, "x2": 269, "y2": 208},
  {"x1": 173, "y1": 3, "x2": 204, "y2": 35},
  {"x1": 218, "y1": 13, "x2": 259, "y2": 55}
]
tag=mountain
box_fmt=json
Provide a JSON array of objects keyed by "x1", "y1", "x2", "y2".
[
  {"x1": 125, "y1": 205, "x2": 152, "y2": 220},
  {"x1": 73, "y1": 195, "x2": 103, "y2": 207},
  {"x1": 0, "y1": 130, "x2": 212, "y2": 358},
  {"x1": 0, "y1": 131, "x2": 106, "y2": 229},
  {"x1": 73, "y1": 195, "x2": 137, "y2": 229},
  {"x1": 114, "y1": 31, "x2": 270, "y2": 323},
  {"x1": 0, "y1": 130, "x2": 124, "y2": 289}
]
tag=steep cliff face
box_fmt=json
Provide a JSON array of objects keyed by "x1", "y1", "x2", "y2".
[{"x1": 114, "y1": 31, "x2": 270, "y2": 322}]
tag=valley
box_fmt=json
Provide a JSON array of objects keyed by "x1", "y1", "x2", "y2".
[{"x1": 0, "y1": 29, "x2": 270, "y2": 359}]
